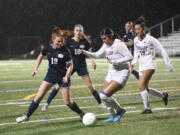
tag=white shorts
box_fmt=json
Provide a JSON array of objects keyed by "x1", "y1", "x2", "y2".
[
  {"x1": 105, "y1": 69, "x2": 130, "y2": 88},
  {"x1": 139, "y1": 68, "x2": 156, "y2": 76}
]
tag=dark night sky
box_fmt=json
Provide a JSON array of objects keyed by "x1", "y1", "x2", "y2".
[{"x1": 0, "y1": 0, "x2": 180, "y2": 57}]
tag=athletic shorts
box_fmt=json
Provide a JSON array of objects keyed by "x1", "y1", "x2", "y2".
[
  {"x1": 71, "y1": 66, "x2": 89, "y2": 76},
  {"x1": 44, "y1": 71, "x2": 71, "y2": 88},
  {"x1": 105, "y1": 69, "x2": 130, "y2": 88},
  {"x1": 139, "y1": 67, "x2": 156, "y2": 76}
]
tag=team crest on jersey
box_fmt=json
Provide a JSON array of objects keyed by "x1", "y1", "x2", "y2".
[
  {"x1": 70, "y1": 45, "x2": 74, "y2": 48},
  {"x1": 80, "y1": 44, "x2": 85, "y2": 49},
  {"x1": 58, "y1": 54, "x2": 64, "y2": 58}
]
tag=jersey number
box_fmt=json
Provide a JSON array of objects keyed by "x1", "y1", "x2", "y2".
[
  {"x1": 51, "y1": 58, "x2": 58, "y2": 65},
  {"x1": 74, "y1": 49, "x2": 79, "y2": 55}
]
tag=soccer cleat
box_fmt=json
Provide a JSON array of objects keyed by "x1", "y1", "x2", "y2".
[
  {"x1": 41, "y1": 103, "x2": 49, "y2": 112},
  {"x1": 104, "y1": 117, "x2": 114, "y2": 123},
  {"x1": 98, "y1": 103, "x2": 106, "y2": 108},
  {"x1": 16, "y1": 115, "x2": 29, "y2": 123},
  {"x1": 141, "y1": 109, "x2": 152, "y2": 114},
  {"x1": 113, "y1": 108, "x2": 126, "y2": 122},
  {"x1": 163, "y1": 92, "x2": 168, "y2": 106},
  {"x1": 80, "y1": 112, "x2": 85, "y2": 119}
]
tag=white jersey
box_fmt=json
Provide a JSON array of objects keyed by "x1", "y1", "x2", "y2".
[
  {"x1": 83, "y1": 39, "x2": 133, "y2": 77},
  {"x1": 131, "y1": 34, "x2": 173, "y2": 72}
]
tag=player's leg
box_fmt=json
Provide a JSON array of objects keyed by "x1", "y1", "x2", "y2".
[
  {"x1": 81, "y1": 75, "x2": 102, "y2": 105},
  {"x1": 100, "y1": 80, "x2": 126, "y2": 123},
  {"x1": 41, "y1": 85, "x2": 60, "y2": 111},
  {"x1": 16, "y1": 81, "x2": 53, "y2": 123},
  {"x1": 146, "y1": 76, "x2": 168, "y2": 105},
  {"x1": 61, "y1": 87, "x2": 85, "y2": 119},
  {"x1": 139, "y1": 69, "x2": 154, "y2": 114},
  {"x1": 131, "y1": 69, "x2": 139, "y2": 79}
]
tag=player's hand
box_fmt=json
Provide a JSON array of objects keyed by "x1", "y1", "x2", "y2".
[
  {"x1": 32, "y1": 70, "x2": 38, "y2": 77},
  {"x1": 130, "y1": 64, "x2": 134, "y2": 72},
  {"x1": 63, "y1": 76, "x2": 68, "y2": 83},
  {"x1": 107, "y1": 58, "x2": 112, "y2": 64},
  {"x1": 77, "y1": 49, "x2": 83, "y2": 54},
  {"x1": 169, "y1": 66, "x2": 174, "y2": 72},
  {"x1": 91, "y1": 59, "x2": 96, "y2": 70}
]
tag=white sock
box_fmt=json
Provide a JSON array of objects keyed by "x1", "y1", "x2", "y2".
[
  {"x1": 140, "y1": 90, "x2": 150, "y2": 109},
  {"x1": 149, "y1": 88, "x2": 163, "y2": 98},
  {"x1": 100, "y1": 92, "x2": 122, "y2": 116}
]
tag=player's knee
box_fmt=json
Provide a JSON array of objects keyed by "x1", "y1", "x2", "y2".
[{"x1": 100, "y1": 91, "x2": 108, "y2": 101}]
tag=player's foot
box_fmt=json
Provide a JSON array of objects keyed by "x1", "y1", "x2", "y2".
[
  {"x1": 98, "y1": 103, "x2": 106, "y2": 108},
  {"x1": 163, "y1": 92, "x2": 168, "y2": 106},
  {"x1": 104, "y1": 117, "x2": 114, "y2": 123},
  {"x1": 80, "y1": 112, "x2": 85, "y2": 119},
  {"x1": 41, "y1": 103, "x2": 49, "y2": 112},
  {"x1": 141, "y1": 109, "x2": 152, "y2": 114},
  {"x1": 113, "y1": 108, "x2": 126, "y2": 122},
  {"x1": 16, "y1": 115, "x2": 29, "y2": 123}
]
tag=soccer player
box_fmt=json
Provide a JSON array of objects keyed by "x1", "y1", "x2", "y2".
[
  {"x1": 123, "y1": 21, "x2": 139, "y2": 79},
  {"x1": 78, "y1": 27, "x2": 133, "y2": 123},
  {"x1": 130, "y1": 17, "x2": 174, "y2": 114},
  {"x1": 41, "y1": 24, "x2": 104, "y2": 112},
  {"x1": 16, "y1": 27, "x2": 85, "y2": 123}
]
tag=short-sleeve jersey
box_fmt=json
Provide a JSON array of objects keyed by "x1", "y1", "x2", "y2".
[
  {"x1": 41, "y1": 44, "x2": 72, "y2": 77},
  {"x1": 123, "y1": 31, "x2": 135, "y2": 55},
  {"x1": 65, "y1": 38, "x2": 91, "y2": 68}
]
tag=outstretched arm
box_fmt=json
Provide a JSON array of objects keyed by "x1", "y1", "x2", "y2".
[{"x1": 79, "y1": 45, "x2": 105, "y2": 58}]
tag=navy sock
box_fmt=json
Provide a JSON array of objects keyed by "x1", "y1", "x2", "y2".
[
  {"x1": 26, "y1": 100, "x2": 39, "y2": 118},
  {"x1": 131, "y1": 69, "x2": 139, "y2": 80},
  {"x1": 68, "y1": 102, "x2": 84, "y2": 115},
  {"x1": 92, "y1": 90, "x2": 102, "y2": 104},
  {"x1": 47, "y1": 88, "x2": 59, "y2": 104}
]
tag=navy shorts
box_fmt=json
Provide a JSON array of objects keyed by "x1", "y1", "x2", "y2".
[
  {"x1": 44, "y1": 71, "x2": 71, "y2": 88},
  {"x1": 71, "y1": 66, "x2": 89, "y2": 76}
]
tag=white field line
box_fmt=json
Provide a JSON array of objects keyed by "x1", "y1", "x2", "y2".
[
  {"x1": 0, "y1": 89, "x2": 180, "y2": 106},
  {"x1": 0, "y1": 106, "x2": 180, "y2": 126},
  {"x1": 19, "y1": 104, "x2": 135, "y2": 109},
  {"x1": 1, "y1": 72, "x2": 180, "y2": 84}
]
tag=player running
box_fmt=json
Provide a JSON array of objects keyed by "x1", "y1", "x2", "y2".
[
  {"x1": 16, "y1": 27, "x2": 85, "y2": 123},
  {"x1": 131, "y1": 17, "x2": 174, "y2": 114}
]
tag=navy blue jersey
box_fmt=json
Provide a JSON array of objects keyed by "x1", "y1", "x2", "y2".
[
  {"x1": 123, "y1": 31, "x2": 135, "y2": 56},
  {"x1": 41, "y1": 45, "x2": 72, "y2": 77},
  {"x1": 65, "y1": 38, "x2": 91, "y2": 68}
]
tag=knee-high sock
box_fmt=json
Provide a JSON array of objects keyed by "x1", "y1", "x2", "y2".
[
  {"x1": 47, "y1": 88, "x2": 59, "y2": 104},
  {"x1": 140, "y1": 90, "x2": 150, "y2": 109},
  {"x1": 149, "y1": 88, "x2": 163, "y2": 98},
  {"x1": 68, "y1": 102, "x2": 84, "y2": 115},
  {"x1": 100, "y1": 91, "x2": 122, "y2": 116},
  {"x1": 131, "y1": 69, "x2": 139, "y2": 80},
  {"x1": 92, "y1": 90, "x2": 102, "y2": 104},
  {"x1": 26, "y1": 100, "x2": 39, "y2": 118}
]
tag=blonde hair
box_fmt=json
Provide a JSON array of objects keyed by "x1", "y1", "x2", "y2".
[{"x1": 74, "y1": 24, "x2": 92, "y2": 44}]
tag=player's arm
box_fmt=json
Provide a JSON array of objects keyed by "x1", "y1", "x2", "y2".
[
  {"x1": 79, "y1": 45, "x2": 105, "y2": 58},
  {"x1": 151, "y1": 36, "x2": 174, "y2": 71},
  {"x1": 112, "y1": 42, "x2": 133, "y2": 64},
  {"x1": 63, "y1": 61, "x2": 73, "y2": 83},
  {"x1": 123, "y1": 39, "x2": 133, "y2": 47},
  {"x1": 32, "y1": 54, "x2": 44, "y2": 77},
  {"x1": 88, "y1": 48, "x2": 96, "y2": 70}
]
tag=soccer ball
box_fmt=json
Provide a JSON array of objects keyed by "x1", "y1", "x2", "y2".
[{"x1": 82, "y1": 113, "x2": 96, "y2": 126}]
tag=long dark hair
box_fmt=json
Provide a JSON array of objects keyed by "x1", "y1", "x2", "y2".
[
  {"x1": 135, "y1": 16, "x2": 147, "y2": 33},
  {"x1": 100, "y1": 27, "x2": 121, "y2": 40}
]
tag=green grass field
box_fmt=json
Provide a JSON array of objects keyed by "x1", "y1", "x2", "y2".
[{"x1": 0, "y1": 58, "x2": 180, "y2": 135}]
